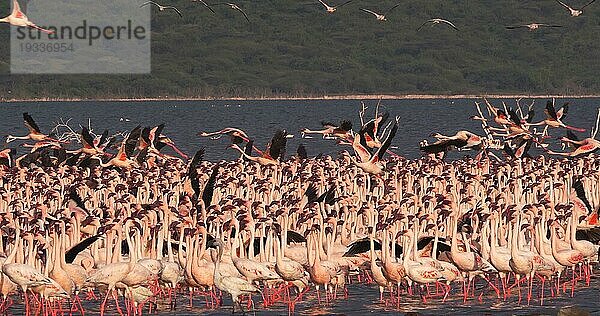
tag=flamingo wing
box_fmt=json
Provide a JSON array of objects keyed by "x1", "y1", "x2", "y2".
[
  {"x1": 386, "y1": 3, "x2": 402, "y2": 14},
  {"x1": 555, "y1": 0, "x2": 571, "y2": 10},
  {"x1": 187, "y1": 148, "x2": 204, "y2": 197},
  {"x1": 372, "y1": 121, "x2": 397, "y2": 162},
  {"x1": 525, "y1": 109, "x2": 535, "y2": 123},
  {"x1": 23, "y1": 113, "x2": 41, "y2": 134},
  {"x1": 235, "y1": 6, "x2": 250, "y2": 22},
  {"x1": 556, "y1": 102, "x2": 569, "y2": 120},
  {"x1": 352, "y1": 132, "x2": 371, "y2": 163},
  {"x1": 81, "y1": 127, "x2": 96, "y2": 149},
  {"x1": 150, "y1": 123, "x2": 165, "y2": 148},
  {"x1": 304, "y1": 183, "x2": 319, "y2": 204},
  {"x1": 572, "y1": 178, "x2": 593, "y2": 214},
  {"x1": 544, "y1": 100, "x2": 558, "y2": 120},
  {"x1": 296, "y1": 143, "x2": 308, "y2": 159},
  {"x1": 267, "y1": 129, "x2": 287, "y2": 160},
  {"x1": 202, "y1": 165, "x2": 219, "y2": 208},
  {"x1": 337, "y1": 0, "x2": 353, "y2": 8},
  {"x1": 125, "y1": 125, "x2": 142, "y2": 158},
  {"x1": 360, "y1": 8, "x2": 378, "y2": 16},
  {"x1": 65, "y1": 234, "x2": 102, "y2": 264},
  {"x1": 581, "y1": 0, "x2": 597, "y2": 9},
  {"x1": 12, "y1": 0, "x2": 25, "y2": 18},
  {"x1": 508, "y1": 109, "x2": 523, "y2": 125}
]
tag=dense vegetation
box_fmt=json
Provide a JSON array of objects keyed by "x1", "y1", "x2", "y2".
[{"x1": 1, "y1": 0, "x2": 599, "y2": 99}]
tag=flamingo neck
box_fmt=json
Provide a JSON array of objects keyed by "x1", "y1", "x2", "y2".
[{"x1": 6, "y1": 228, "x2": 20, "y2": 264}]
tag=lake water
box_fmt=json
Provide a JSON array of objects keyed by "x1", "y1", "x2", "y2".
[
  {"x1": 1, "y1": 98, "x2": 599, "y2": 315},
  {"x1": 1, "y1": 98, "x2": 599, "y2": 161}
]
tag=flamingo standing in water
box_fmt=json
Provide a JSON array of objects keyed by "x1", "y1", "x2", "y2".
[
  {"x1": 211, "y1": 239, "x2": 261, "y2": 314},
  {"x1": 0, "y1": 0, "x2": 54, "y2": 33},
  {"x1": 86, "y1": 220, "x2": 137, "y2": 316}
]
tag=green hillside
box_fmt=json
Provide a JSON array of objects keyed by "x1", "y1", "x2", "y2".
[{"x1": 1, "y1": 0, "x2": 599, "y2": 99}]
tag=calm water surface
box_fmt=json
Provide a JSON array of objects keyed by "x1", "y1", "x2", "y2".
[{"x1": 1, "y1": 98, "x2": 599, "y2": 315}]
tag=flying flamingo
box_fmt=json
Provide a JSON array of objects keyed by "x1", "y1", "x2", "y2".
[
  {"x1": 199, "y1": 127, "x2": 251, "y2": 144},
  {"x1": 213, "y1": 3, "x2": 250, "y2": 22},
  {"x1": 527, "y1": 100, "x2": 586, "y2": 133},
  {"x1": 418, "y1": 18, "x2": 459, "y2": 31},
  {"x1": 301, "y1": 120, "x2": 352, "y2": 140},
  {"x1": 229, "y1": 130, "x2": 287, "y2": 166},
  {"x1": 349, "y1": 119, "x2": 398, "y2": 175},
  {"x1": 420, "y1": 131, "x2": 483, "y2": 155},
  {"x1": 359, "y1": 3, "x2": 401, "y2": 21},
  {"x1": 506, "y1": 23, "x2": 562, "y2": 31},
  {"x1": 6, "y1": 113, "x2": 65, "y2": 144},
  {"x1": 140, "y1": 1, "x2": 183, "y2": 17},
  {"x1": 555, "y1": 0, "x2": 596, "y2": 16},
  {"x1": 0, "y1": 0, "x2": 54, "y2": 33},
  {"x1": 317, "y1": 0, "x2": 353, "y2": 13},
  {"x1": 92, "y1": 126, "x2": 141, "y2": 169},
  {"x1": 192, "y1": 0, "x2": 216, "y2": 14}
]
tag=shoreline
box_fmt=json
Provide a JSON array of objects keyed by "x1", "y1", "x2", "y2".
[{"x1": 2, "y1": 94, "x2": 600, "y2": 102}]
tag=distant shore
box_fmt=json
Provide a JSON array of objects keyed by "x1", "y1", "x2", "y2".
[{"x1": 2, "y1": 94, "x2": 600, "y2": 102}]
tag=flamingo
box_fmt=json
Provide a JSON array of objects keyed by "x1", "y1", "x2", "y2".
[
  {"x1": 359, "y1": 3, "x2": 401, "y2": 21},
  {"x1": 213, "y1": 3, "x2": 250, "y2": 22},
  {"x1": 2, "y1": 228, "x2": 54, "y2": 314},
  {"x1": 317, "y1": 0, "x2": 353, "y2": 13},
  {"x1": 0, "y1": 148, "x2": 14, "y2": 168},
  {"x1": 418, "y1": 18, "x2": 459, "y2": 31},
  {"x1": 140, "y1": 1, "x2": 183, "y2": 17},
  {"x1": 420, "y1": 131, "x2": 482, "y2": 155},
  {"x1": 301, "y1": 120, "x2": 352, "y2": 140},
  {"x1": 199, "y1": 127, "x2": 251, "y2": 144},
  {"x1": 506, "y1": 23, "x2": 562, "y2": 31},
  {"x1": 550, "y1": 132, "x2": 600, "y2": 157},
  {"x1": 0, "y1": 0, "x2": 54, "y2": 33},
  {"x1": 527, "y1": 100, "x2": 586, "y2": 133},
  {"x1": 229, "y1": 130, "x2": 287, "y2": 166},
  {"x1": 555, "y1": 0, "x2": 596, "y2": 16},
  {"x1": 401, "y1": 229, "x2": 443, "y2": 302},
  {"x1": 6, "y1": 113, "x2": 63, "y2": 144},
  {"x1": 92, "y1": 126, "x2": 141, "y2": 169},
  {"x1": 86, "y1": 220, "x2": 137, "y2": 316},
  {"x1": 192, "y1": 0, "x2": 216, "y2": 14},
  {"x1": 211, "y1": 239, "x2": 261, "y2": 314},
  {"x1": 550, "y1": 221, "x2": 584, "y2": 297},
  {"x1": 349, "y1": 119, "x2": 398, "y2": 175}
]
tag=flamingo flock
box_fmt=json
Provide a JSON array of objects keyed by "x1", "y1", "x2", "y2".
[{"x1": 0, "y1": 99, "x2": 599, "y2": 315}]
